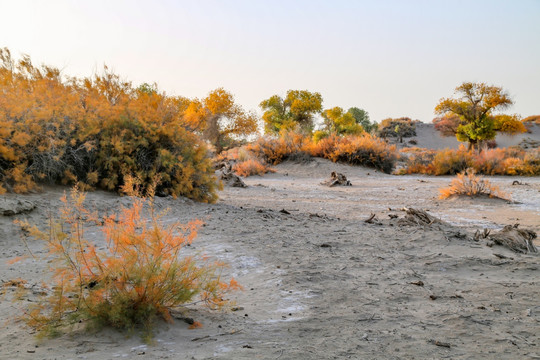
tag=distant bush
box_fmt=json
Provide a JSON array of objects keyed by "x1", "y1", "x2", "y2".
[
  {"x1": 378, "y1": 117, "x2": 420, "y2": 142},
  {"x1": 432, "y1": 114, "x2": 460, "y2": 137},
  {"x1": 313, "y1": 134, "x2": 397, "y2": 173},
  {"x1": 522, "y1": 115, "x2": 540, "y2": 125},
  {"x1": 439, "y1": 169, "x2": 509, "y2": 199},
  {"x1": 246, "y1": 131, "x2": 309, "y2": 165},
  {"x1": 233, "y1": 159, "x2": 275, "y2": 177},
  {"x1": 0, "y1": 48, "x2": 218, "y2": 202},
  {"x1": 247, "y1": 132, "x2": 398, "y2": 173},
  {"x1": 402, "y1": 146, "x2": 540, "y2": 176},
  {"x1": 14, "y1": 186, "x2": 239, "y2": 339},
  {"x1": 400, "y1": 147, "x2": 437, "y2": 174}
]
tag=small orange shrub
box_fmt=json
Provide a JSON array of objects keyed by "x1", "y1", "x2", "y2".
[
  {"x1": 439, "y1": 169, "x2": 509, "y2": 200},
  {"x1": 14, "y1": 185, "x2": 239, "y2": 339},
  {"x1": 233, "y1": 159, "x2": 275, "y2": 177}
]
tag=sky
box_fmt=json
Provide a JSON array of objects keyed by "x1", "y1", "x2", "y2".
[{"x1": 1, "y1": 0, "x2": 539, "y2": 123}]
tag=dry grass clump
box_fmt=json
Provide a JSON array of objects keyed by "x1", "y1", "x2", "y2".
[
  {"x1": 439, "y1": 169, "x2": 509, "y2": 200},
  {"x1": 13, "y1": 183, "x2": 239, "y2": 340}
]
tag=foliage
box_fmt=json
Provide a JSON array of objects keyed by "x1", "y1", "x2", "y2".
[
  {"x1": 233, "y1": 159, "x2": 275, "y2": 177},
  {"x1": 435, "y1": 82, "x2": 514, "y2": 149},
  {"x1": 432, "y1": 114, "x2": 461, "y2": 137},
  {"x1": 378, "y1": 117, "x2": 419, "y2": 142},
  {"x1": 321, "y1": 107, "x2": 363, "y2": 136},
  {"x1": 248, "y1": 132, "x2": 397, "y2": 173},
  {"x1": 399, "y1": 147, "x2": 437, "y2": 174},
  {"x1": 317, "y1": 135, "x2": 398, "y2": 173},
  {"x1": 493, "y1": 114, "x2": 527, "y2": 134},
  {"x1": 312, "y1": 130, "x2": 330, "y2": 143},
  {"x1": 0, "y1": 48, "x2": 218, "y2": 202},
  {"x1": 439, "y1": 168, "x2": 509, "y2": 200},
  {"x1": 347, "y1": 107, "x2": 377, "y2": 133},
  {"x1": 402, "y1": 146, "x2": 540, "y2": 176},
  {"x1": 260, "y1": 90, "x2": 323, "y2": 134},
  {"x1": 217, "y1": 147, "x2": 276, "y2": 177},
  {"x1": 246, "y1": 131, "x2": 310, "y2": 165},
  {"x1": 14, "y1": 186, "x2": 239, "y2": 339},
  {"x1": 182, "y1": 88, "x2": 258, "y2": 153}
]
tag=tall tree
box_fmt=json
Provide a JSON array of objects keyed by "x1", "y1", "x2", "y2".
[
  {"x1": 322, "y1": 107, "x2": 363, "y2": 135},
  {"x1": 260, "y1": 90, "x2": 323, "y2": 134},
  {"x1": 435, "y1": 82, "x2": 515, "y2": 149},
  {"x1": 347, "y1": 107, "x2": 376, "y2": 133},
  {"x1": 182, "y1": 88, "x2": 258, "y2": 153}
]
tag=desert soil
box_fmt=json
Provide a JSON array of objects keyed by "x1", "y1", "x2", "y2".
[{"x1": 1, "y1": 158, "x2": 539, "y2": 359}]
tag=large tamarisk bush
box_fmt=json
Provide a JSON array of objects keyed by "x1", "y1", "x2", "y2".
[{"x1": 0, "y1": 48, "x2": 218, "y2": 202}]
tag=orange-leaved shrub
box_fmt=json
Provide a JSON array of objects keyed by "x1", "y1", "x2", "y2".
[
  {"x1": 247, "y1": 131, "x2": 398, "y2": 173},
  {"x1": 215, "y1": 147, "x2": 275, "y2": 177},
  {"x1": 0, "y1": 48, "x2": 218, "y2": 202},
  {"x1": 14, "y1": 184, "x2": 239, "y2": 339},
  {"x1": 402, "y1": 146, "x2": 540, "y2": 176},
  {"x1": 246, "y1": 131, "x2": 309, "y2": 165},
  {"x1": 233, "y1": 159, "x2": 275, "y2": 177},
  {"x1": 311, "y1": 134, "x2": 397, "y2": 173},
  {"x1": 439, "y1": 168, "x2": 509, "y2": 200}
]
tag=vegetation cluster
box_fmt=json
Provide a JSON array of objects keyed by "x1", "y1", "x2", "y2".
[
  {"x1": 0, "y1": 48, "x2": 262, "y2": 201},
  {"x1": 218, "y1": 131, "x2": 398, "y2": 174},
  {"x1": 14, "y1": 184, "x2": 239, "y2": 339},
  {"x1": 402, "y1": 146, "x2": 540, "y2": 176}
]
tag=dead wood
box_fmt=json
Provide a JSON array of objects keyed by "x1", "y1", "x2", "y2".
[
  {"x1": 364, "y1": 213, "x2": 376, "y2": 223},
  {"x1": 474, "y1": 228, "x2": 491, "y2": 241},
  {"x1": 1, "y1": 199, "x2": 36, "y2": 216},
  {"x1": 398, "y1": 208, "x2": 442, "y2": 227},
  {"x1": 428, "y1": 339, "x2": 452, "y2": 348},
  {"x1": 488, "y1": 225, "x2": 537, "y2": 254},
  {"x1": 321, "y1": 172, "x2": 351, "y2": 187},
  {"x1": 217, "y1": 164, "x2": 247, "y2": 188}
]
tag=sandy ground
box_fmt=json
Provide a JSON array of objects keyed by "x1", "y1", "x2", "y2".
[{"x1": 1, "y1": 158, "x2": 539, "y2": 359}]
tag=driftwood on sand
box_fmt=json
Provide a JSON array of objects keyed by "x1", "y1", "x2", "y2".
[
  {"x1": 321, "y1": 172, "x2": 351, "y2": 187},
  {"x1": 397, "y1": 208, "x2": 443, "y2": 227},
  {"x1": 216, "y1": 162, "x2": 247, "y2": 188},
  {"x1": 488, "y1": 225, "x2": 537, "y2": 254},
  {"x1": 396, "y1": 208, "x2": 469, "y2": 240}
]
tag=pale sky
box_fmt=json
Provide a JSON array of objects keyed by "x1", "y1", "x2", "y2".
[{"x1": 1, "y1": 0, "x2": 539, "y2": 123}]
